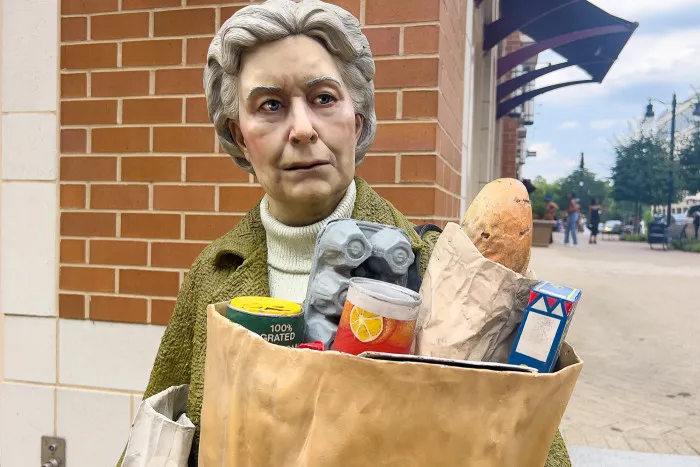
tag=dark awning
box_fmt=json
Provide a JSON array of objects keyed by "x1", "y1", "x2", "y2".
[{"x1": 485, "y1": 0, "x2": 639, "y2": 119}]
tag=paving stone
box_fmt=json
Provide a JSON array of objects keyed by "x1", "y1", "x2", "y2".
[{"x1": 532, "y1": 235, "x2": 700, "y2": 457}]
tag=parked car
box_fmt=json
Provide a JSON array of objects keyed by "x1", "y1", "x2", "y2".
[{"x1": 602, "y1": 220, "x2": 622, "y2": 239}]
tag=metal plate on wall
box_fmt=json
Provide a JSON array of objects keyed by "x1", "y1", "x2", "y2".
[{"x1": 41, "y1": 436, "x2": 66, "y2": 466}]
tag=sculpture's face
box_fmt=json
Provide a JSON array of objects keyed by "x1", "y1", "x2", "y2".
[{"x1": 231, "y1": 34, "x2": 362, "y2": 225}]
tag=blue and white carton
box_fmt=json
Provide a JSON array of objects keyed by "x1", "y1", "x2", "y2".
[{"x1": 508, "y1": 280, "x2": 582, "y2": 373}]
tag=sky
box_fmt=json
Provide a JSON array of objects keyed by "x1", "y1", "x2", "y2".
[{"x1": 521, "y1": 0, "x2": 700, "y2": 183}]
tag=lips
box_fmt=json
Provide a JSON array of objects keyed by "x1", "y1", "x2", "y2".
[{"x1": 284, "y1": 161, "x2": 330, "y2": 171}]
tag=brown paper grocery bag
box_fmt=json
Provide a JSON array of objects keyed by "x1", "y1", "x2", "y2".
[
  {"x1": 199, "y1": 305, "x2": 582, "y2": 467},
  {"x1": 414, "y1": 222, "x2": 540, "y2": 363}
]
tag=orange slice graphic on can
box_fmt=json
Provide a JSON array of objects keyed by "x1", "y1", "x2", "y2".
[{"x1": 349, "y1": 306, "x2": 383, "y2": 343}]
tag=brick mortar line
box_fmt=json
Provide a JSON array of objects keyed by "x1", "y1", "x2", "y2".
[
  {"x1": 60, "y1": 85, "x2": 440, "y2": 93},
  {"x1": 59, "y1": 150, "x2": 441, "y2": 156},
  {"x1": 59, "y1": 119, "x2": 438, "y2": 126},
  {"x1": 2, "y1": 378, "x2": 152, "y2": 396},
  {"x1": 61, "y1": 52, "x2": 436, "y2": 69},
  {"x1": 61, "y1": 12, "x2": 439, "y2": 28},
  {"x1": 60, "y1": 269, "x2": 188, "y2": 278},
  {"x1": 59, "y1": 182, "x2": 442, "y2": 189},
  {"x1": 63, "y1": 238, "x2": 229, "y2": 244},
  {"x1": 62, "y1": 175, "x2": 448, "y2": 182},
  {"x1": 62, "y1": 123, "x2": 214, "y2": 129},
  {"x1": 63, "y1": 182, "x2": 256, "y2": 187},
  {"x1": 61, "y1": 66, "x2": 206, "y2": 73},
  {"x1": 60, "y1": 180, "x2": 443, "y2": 189},
  {"x1": 62, "y1": 236, "x2": 223, "y2": 243},
  {"x1": 0, "y1": 110, "x2": 56, "y2": 115},
  {"x1": 62, "y1": 6, "x2": 229, "y2": 17},
  {"x1": 362, "y1": 22, "x2": 440, "y2": 29}
]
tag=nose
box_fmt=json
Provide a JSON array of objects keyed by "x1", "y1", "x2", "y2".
[{"x1": 288, "y1": 100, "x2": 318, "y2": 145}]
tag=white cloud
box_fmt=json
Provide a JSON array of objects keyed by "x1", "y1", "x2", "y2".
[
  {"x1": 522, "y1": 156, "x2": 578, "y2": 183},
  {"x1": 557, "y1": 120, "x2": 581, "y2": 130},
  {"x1": 523, "y1": 141, "x2": 583, "y2": 181},
  {"x1": 589, "y1": 0, "x2": 697, "y2": 19},
  {"x1": 533, "y1": 27, "x2": 700, "y2": 108},
  {"x1": 589, "y1": 119, "x2": 628, "y2": 131},
  {"x1": 604, "y1": 28, "x2": 700, "y2": 88}
]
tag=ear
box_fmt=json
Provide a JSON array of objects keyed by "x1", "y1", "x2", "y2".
[
  {"x1": 228, "y1": 120, "x2": 251, "y2": 162},
  {"x1": 354, "y1": 114, "x2": 364, "y2": 143}
]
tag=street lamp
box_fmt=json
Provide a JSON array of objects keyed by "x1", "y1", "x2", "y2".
[
  {"x1": 644, "y1": 94, "x2": 700, "y2": 226},
  {"x1": 643, "y1": 94, "x2": 677, "y2": 227}
]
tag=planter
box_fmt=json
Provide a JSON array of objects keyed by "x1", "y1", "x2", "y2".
[{"x1": 532, "y1": 220, "x2": 556, "y2": 247}]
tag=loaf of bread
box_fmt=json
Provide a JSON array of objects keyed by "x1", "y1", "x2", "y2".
[{"x1": 460, "y1": 178, "x2": 532, "y2": 274}]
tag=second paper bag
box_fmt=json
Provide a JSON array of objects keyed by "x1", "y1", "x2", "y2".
[{"x1": 413, "y1": 222, "x2": 539, "y2": 362}]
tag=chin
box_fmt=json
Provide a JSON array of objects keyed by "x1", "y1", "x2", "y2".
[{"x1": 285, "y1": 176, "x2": 348, "y2": 204}]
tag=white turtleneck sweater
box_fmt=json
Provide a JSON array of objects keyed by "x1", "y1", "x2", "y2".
[{"x1": 259, "y1": 180, "x2": 357, "y2": 304}]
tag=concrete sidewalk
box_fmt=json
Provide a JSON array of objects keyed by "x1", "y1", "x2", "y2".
[
  {"x1": 569, "y1": 446, "x2": 700, "y2": 466},
  {"x1": 531, "y1": 234, "x2": 700, "y2": 457}
]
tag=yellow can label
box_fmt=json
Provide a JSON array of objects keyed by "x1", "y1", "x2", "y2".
[{"x1": 229, "y1": 296, "x2": 302, "y2": 316}]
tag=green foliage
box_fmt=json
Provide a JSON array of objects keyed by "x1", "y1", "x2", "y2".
[
  {"x1": 557, "y1": 168, "x2": 611, "y2": 216},
  {"x1": 529, "y1": 172, "x2": 612, "y2": 221},
  {"x1": 620, "y1": 233, "x2": 647, "y2": 242},
  {"x1": 671, "y1": 239, "x2": 700, "y2": 253},
  {"x1": 529, "y1": 176, "x2": 562, "y2": 219},
  {"x1": 677, "y1": 121, "x2": 700, "y2": 195},
  {"x1": 611, "y1": 130, "x2": 680, "y2": 206}
]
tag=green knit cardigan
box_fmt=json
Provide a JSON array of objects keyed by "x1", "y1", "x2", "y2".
[{"x1": 119, "y1": 177, "x2": 570, "y2": 466}]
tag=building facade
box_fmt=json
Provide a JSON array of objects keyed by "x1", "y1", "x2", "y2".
[{"x1": 0, "y1": 0, "x2": 513, "y2": 464}]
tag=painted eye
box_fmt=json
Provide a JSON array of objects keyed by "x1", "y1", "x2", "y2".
[
  {"x1": 315, "y1": 94, "x2": 336, "y2": 105},
  {"x1": 261, "y1": 100, "x2": 281, "y2": 112}
]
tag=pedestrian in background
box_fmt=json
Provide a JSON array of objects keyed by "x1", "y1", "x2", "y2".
[
  {"x1": 544, "y1": 194, "x2": 559, "y2": 244},
  {"x1": 694, "y1": 211, "x2": 700, "y2": 239},
  {"x1": 564, "y1": 191, "x2": 580, "y2": 247},
  {"x1": 588, "y1": 198, "x2": 602, "y2": 244}
]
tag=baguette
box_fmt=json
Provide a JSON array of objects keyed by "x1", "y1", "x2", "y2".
[{"x1": 461, "y1": 178, "x2": 532, "y2": 274}]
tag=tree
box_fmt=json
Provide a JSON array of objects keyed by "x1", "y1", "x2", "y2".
[
  {"x1": 678, "y1": 121, "x2": 700, "y2": 195},
  {"x1": 611, "y1": 130, "x2": 678, "y2": 228},
  {"x1": 529, "y1": 176, "x2": 562, "y2": 219},
  {"x1": 557, "y1": 168, "x2": 610, "y2": 217},
  {"x1": 529, "y1": 171, "x2": 613, "y2": 222}
]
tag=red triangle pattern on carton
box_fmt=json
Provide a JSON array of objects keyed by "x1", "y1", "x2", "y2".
[
  {"x1": 529, "y1": 291, "x2": 539, "y2": 304},
  {"x1": 564, "y1": 301, "x2": 573, "y2": 315}
]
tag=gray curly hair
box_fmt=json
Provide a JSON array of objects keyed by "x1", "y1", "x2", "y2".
[{"x1": 204, "y1": 0, "x2": 377, "y2": 173}]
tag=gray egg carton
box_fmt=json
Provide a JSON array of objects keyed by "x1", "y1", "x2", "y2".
[{"x1": 303, "y1": 219, "x2": 415, "y2": 347}]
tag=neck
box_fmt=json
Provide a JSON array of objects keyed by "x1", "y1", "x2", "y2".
[
  {"x1": 268, "y1": 191, "x2": 348, "y2": 227},
  {"x1": 260, "y1": 180, "x2": 357, "y2": 302}
]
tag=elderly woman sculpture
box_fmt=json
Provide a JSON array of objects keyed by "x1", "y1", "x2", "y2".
[{"x1": 121, "y1": 1, "x2": 571, "y2": 465}]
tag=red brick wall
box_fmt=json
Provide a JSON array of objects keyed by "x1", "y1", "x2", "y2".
[
  {"x1": 500, "y1": 32, "x2": 521, "y2": 179},
  {"x1": 59, "y1": 0, "x2": 466, "y2": 324}
]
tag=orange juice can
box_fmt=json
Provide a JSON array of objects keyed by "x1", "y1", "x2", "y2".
[{"x1": 332, "y1": 277, "x2": 422, "y2": 355}]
